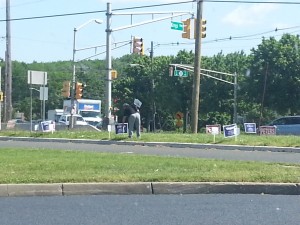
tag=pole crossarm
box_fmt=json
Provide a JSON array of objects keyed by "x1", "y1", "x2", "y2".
[
  {"x1": 170, "y1": 63, "x2": 238, "y2": 124},
  {"x1": 200, "y1": 72, "x2": 234, "y2": 85},
  {"x1": 170, "y1": 63, "x2": 236, "y2": 84},
  {"x1": 112, "y1": 11, "x2": 194, "y2": 16},
  {"x1": 112, "y1": 12, "x2": 193, "y2": 32},
  {"x1": 75, "y1": 44, "x2": 106, "y2": 52}
]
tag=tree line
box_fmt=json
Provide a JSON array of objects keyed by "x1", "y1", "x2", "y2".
[{"x1": 2, "y1": 33, "x2": 300, "y2": 131}]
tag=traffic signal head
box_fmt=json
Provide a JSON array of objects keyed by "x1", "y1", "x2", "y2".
[
  {"x1": 182, "y1": 19, "x2": 191, "y2": 39},
  {"x1": 169, "y1": 65, "x2": 174, "y2": 76},
  {"x1": 201, "y1": 19, "x2": 207, "y2": 38},
  {"x1": 132, "y1": 37, "x2": 144, "y2": 55},
  {"x1": 61, "y1": 81, "x2": 70, "y2": 98},
  {"x1": 111, "y1": 70, "x2": 118, "y2": 79},
  {"x1": 75, "y1": 82, "x2": 84, "y2": 99}
]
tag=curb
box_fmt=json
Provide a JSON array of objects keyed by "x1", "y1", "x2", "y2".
[{"x1": 0, "y1": 182, "x2": 299, "y2": 197}]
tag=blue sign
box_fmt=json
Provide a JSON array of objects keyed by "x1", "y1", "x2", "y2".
[
  {"x1": 115, "y1": 123, "x2": 128, "y2": 135},
  {"x1": 41, "y1": 120, "x2": 55, "y2": 133},
  {"x1": 244, "y1": 123, "x2": 257, "y2": 133},
  {"x1": 223, "y1": 124, "x2": 238, "y2": 138},
  {"x1": 78, "y1": 103, "x2": 100, "y2": 111}
]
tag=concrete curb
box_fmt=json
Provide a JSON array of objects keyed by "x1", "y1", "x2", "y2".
[
  {"x1": 0, "y1": 184, "x2": 63, "y2": 197},
  {"x1": 62, "y1": 182, "x2": 152, "y2": 195},
  {"x1": 151, "y1": 182, "x2": 300, "y2": 195},
  {"x1": 0, "y1": 182, "x2": 299, "y2": 197}
]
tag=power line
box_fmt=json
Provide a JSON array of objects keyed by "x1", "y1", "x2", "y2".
[
  {"x1": 154, "y1": 25, "x2": 300, "y2": 48},
  {"x1": 205, "y1": 0, "x2": 300, "y2": 4},
  {"x1": 1, "y1": 0, "x2": 300, "y2": 22}
]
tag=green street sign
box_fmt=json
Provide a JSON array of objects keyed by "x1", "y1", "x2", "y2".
[
  {"x1": 174, "y1": 70, "x2": 188, "y2": 77},
  {"x1": 171, "y1": 21, "x2": 183, "y2": 31}
]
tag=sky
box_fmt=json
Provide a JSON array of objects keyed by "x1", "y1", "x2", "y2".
[{"x1": 0, "y1": 0, "x2": 299, "y2": 63}]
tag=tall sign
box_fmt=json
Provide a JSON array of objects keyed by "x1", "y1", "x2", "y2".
[{"x1": 28, "y1": 70, "x2": 48, "y2": 131}]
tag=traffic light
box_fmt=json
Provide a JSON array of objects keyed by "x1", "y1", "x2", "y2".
[
  {"x1": 169, "y1": 65, "x2": 174, "y2": 76},
  {"x1": 201, "y1": 19, "x2": 207, "y2": 38},
  {"x1": 111, "y1": 70, "x2": 118, "y2": 79},
  {"x1": 132, "y1": 37, "x2": 144, "y2": 55},
  {"x1": 194, "y1": 19, "x2": 207, "y2": 39},
  {"x1": 61, "y1": 81, "x2": 70, "y2": 98},
  {"x1": 75, "y1": 82, "x2": 83, "y2": 99},
  {"x1": 182, "y1": 19, "x2": 191, "y2": 39}
]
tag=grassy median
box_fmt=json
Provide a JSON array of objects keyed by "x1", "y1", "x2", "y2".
[
  {"x1": 1, "y1": 130, "x2": 300, "y2": 147},
  {"x1": 0, "y1": 148, "x2": 300, "y2": 184}
]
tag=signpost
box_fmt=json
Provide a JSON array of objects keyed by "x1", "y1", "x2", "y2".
[
  {"x1": 174, "y1": 70, "x2": 189, "y2": 77},
  {"x1": 171, "y1": 21, "x2": 183, "y2": 31}
]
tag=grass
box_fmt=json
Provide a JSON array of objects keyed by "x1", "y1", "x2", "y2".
[
  {"x1": 0, "y1": 148, "x2": 300, "y2": 184},
  {"x1": 1, "y1": 129, "x2": 300, "y2": 147},
  {"x1": 1, "y1": 130, "x2": 300, "y2": 184}
]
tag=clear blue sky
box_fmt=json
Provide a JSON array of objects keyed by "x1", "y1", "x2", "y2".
[{"x1": 0, "y1": 0, "x2": 299, "y2": 63}]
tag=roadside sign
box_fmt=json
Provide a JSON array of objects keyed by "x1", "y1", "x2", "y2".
[
  {"x1": 115, "y1": 123, "x2": 128, "y2": 135},
  {"x1": 174, "y1": 70, "x2": 188, "y2": 77},
  {"x1": 244, "y1": 123, "x2": 257, "y2": 134},
  {"x1": 223, "y1": 124, "x2": 239, "y2": 138},
  {"x1": 171, "y1": 21, "x2": 183, "y2": 31},
  {"x1": 259, "y1": 126, "x2": 276, "y2": 135},
  {"x1": 206, "y1": 125, "x2": 221, "y2": 135},
  {"x1": 41, "y1": 120, "x2": 55, "y2": 133}
]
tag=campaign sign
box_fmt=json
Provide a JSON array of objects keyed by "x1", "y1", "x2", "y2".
[
  {"x1": 259, "y1": 126, "x2": 276, "y2": 135},
  {"x1": 244, "y1": 123, "x2": 257, "y2": 134},
  {"x1": 206, "y1": 125, "x2": 221, "y2": 135},
  {"x1": 115, "y1": 123, "x2": 128, "y2": 135},
  {"x1": 223, "y1": 124, "x2": 238, "y2": 138},
  {"x1": 41, "y1": 120, "x2": 55, "y2": 133}
]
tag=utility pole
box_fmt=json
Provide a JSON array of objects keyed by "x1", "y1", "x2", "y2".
[
  {"x1": 191, "y1": 0, "x2": 204, "y2": 133},
  {"x1": 5, "y1": 0, "x2": 12, "y2": 122},
  {"x1": 105, "y1": 2, "x2": 112, "y2": 122},
  {"x1": 150, "y1": 41, "x2": 156, "y2": 132}
]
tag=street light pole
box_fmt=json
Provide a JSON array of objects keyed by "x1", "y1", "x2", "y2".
[
  {"x1": 234, "y1": 73, "x2": 238, "y2": 124},
  {"x1": 70, "y1": 19, "x2": 102, "y2": 128},
  {"x1": 105, "y1": 2, "x2": 112, "y2": 122}
]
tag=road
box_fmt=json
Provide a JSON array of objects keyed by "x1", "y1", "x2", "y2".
[
  {"x1": 0, "y1": 194, "x2": 299, "y2": 225},
  {"x1": 0, "y1": 139, "x2": 300, "y2": 163}
]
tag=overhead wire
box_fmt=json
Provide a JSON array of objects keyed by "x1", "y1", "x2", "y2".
[
  {"x1": 0, "y1": 0, "x2": 299, "y2": 58},
  {"x1": 0, "y1": 0, "x2": 300, "y2": 22}
]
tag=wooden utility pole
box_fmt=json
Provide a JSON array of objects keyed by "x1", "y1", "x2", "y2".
[
  {"x1": 5, "y1": 0, "x2": 12, "y2": 122},
  {"x1": 191, "y1": 0, "x2": 204, "y2": 133}
]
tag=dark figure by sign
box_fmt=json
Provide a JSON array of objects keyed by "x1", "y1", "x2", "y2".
[{"x1": 122, "y1": 103, "x2": 141, "y2": 138}]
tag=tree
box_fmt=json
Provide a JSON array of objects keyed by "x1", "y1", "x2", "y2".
[{"x1": 245, "y1": 34, "x2": 300, "y2": 120}]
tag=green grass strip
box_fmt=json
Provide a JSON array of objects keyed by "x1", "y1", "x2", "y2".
[
  {"x1": 0, "y1": 148, "x2": 300, "y2": 184},
  {"x1": 1, "y1": 130, "x2": 300, "y2": 147}
]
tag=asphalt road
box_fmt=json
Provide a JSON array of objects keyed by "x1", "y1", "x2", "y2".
[
  {"x1": 0, "y1": 139, "x2": 300, "y2": 163},
  {"x1": 1, "y1": 194, "x2": 299, "y2": 225}
]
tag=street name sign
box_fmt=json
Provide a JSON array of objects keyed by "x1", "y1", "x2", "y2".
[
  {"x1": 174, "y1": 70, "x2": 188, "y2": 77},
  {"x1": 171, "y1": 21, "x2": 183, "y2": 31}
]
